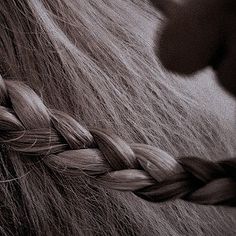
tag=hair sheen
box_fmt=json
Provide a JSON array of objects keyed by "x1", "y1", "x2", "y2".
[{"x1": 0, "y1": 0, "x2": 235, "y2": 235}]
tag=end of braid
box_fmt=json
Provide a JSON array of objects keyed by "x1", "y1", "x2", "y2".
[{"x1": 0, "y1": 76, "x2": 94, "y2": 155}]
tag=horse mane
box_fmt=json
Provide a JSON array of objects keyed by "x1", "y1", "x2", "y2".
[{"x1": 0, "y1": 0, "x2": 235, "y2": 235}]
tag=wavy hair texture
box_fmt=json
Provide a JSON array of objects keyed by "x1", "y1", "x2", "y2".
[{"x1": 0, "y1": 0, "x2": 236, "y2": 235}]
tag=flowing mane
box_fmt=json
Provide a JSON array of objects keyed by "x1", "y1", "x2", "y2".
[{"x1": 0, "y1": 0, "x2": 235, "y2": 235}]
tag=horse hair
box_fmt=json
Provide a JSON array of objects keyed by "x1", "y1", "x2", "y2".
[
  {"x1": 0, "y1": 0, "x2": 236, "y2": 235},
  {"x1": 1, "y1": 76, "x2": 236, "y2": 206}
]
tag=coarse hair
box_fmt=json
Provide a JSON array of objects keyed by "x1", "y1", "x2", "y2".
[{"x1": 0, "y1": 0, "x2": 235, "y2": 235}]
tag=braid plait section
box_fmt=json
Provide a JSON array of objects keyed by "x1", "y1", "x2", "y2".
[{"x1": 0, "y1": 75, "x2": 235, "y2": 206}]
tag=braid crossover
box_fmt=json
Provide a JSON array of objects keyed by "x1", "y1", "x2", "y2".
[{"x1": 0, "y1": 75, "x2": 236, "y2": 206}]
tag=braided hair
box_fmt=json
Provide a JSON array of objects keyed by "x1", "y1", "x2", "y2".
[{"x1": 1, "y1": 76, "x2": 235, "y2": 206}]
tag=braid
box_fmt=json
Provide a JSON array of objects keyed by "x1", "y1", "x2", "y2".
[{"x1": 0, "y1": 75, "x2": 235, "y2": 206}]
